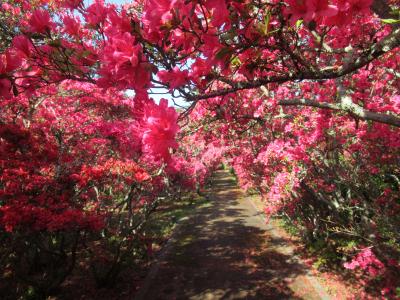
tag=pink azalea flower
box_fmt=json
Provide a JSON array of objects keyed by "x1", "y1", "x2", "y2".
[
  {"x1": 60, "y1": 0, "x2": 83, "y2": 10},
  {"x1": 28, "y1": 9, "x2": 53, "y2": 33},
  {"x1": 0, "y1": 79, "x2": 12, "y2": 99},
  {"x1": 143, "y1": 0, "x2": 176, "y2": 28},
  {"x1": 204, "y1": 0, "x2": 230, "y2": 27},
  {"x1": 344, "y1": 248, "x2": 385, "y2": 277},
  {"x1": 85, "y1": 0, "x2": 108, "y2": 26},
  {"x1": 285, "y1": 0, "x2": 338, "y2": 24},
  {"x1": 157, "y1": 67, "x2": 189, "y2": 89},
  {"x1": 62, "y1": 14, "x2": 81, "y2": 36},
  {"x1": 325, "y1": 0, "x2": 372, "y2": 25},
  {"x1": 142, "y1": 99, "x2": 179, "y2": 161},
  {"x1": 12, "y1": 35, "x2": 33, "y2": 58},
  {"x1": 284, "y1": 0, "x2": 308, "y2": 23},
  {"x1": 99, "y1": 32, "x2": 151, "y2": 90}
]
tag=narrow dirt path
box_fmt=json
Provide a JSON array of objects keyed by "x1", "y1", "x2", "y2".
[{"x1": 135, "y1": 170, "x2": 331, "y2": 300}]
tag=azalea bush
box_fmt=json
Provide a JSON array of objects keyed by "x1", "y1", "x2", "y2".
[
  {"x1": 0, "y1": 82, "x2": 197, "y2": 298},
  {"x1": 1, "y1": 0, "x2": 400, "y2": 298},
  {"x1": 186, "y1": 86, "x2": 400, "y2": 296}
]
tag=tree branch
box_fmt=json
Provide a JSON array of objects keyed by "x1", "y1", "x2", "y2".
[
  {"x1": 279, "y1": 97, "x2": 400, "y2": 127},
  {"x1": 189, "y1": 26, "x2": 400, "y2": 101},
  {"x1": 187, "y1": 0, "x2": 400, "y2": 102}
]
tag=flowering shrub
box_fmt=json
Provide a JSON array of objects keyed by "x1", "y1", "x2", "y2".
[
  {"x1": 344, "y1": 248, "x2": 385, "y2": 277},
  {"x1": 185, "y1": 85, "x2": 400, "y2": 297},
  {"x1": 0, "y1": 82, "x2": 192, "y2": 297}
]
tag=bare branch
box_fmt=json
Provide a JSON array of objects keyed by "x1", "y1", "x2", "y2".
[{"x1": 279, "y1": 97, "x2": 400, "y2": 127}]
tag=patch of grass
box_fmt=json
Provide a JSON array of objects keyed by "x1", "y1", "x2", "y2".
[
  {"x1": 246, "y1": 188, "x2": 261, "y2": 196},
  {"x1": 274, "y1": 217, "x2": 301, "y2": 237}
]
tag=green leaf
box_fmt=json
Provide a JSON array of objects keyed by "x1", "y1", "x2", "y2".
[
  {"x1": 256, "y1": 10, "x2": 272, "y2": 36},
  {"x1": 396, "y1": 287, "x2": 400, "y2": 297},
  {"x1": 231, "y1": 56, "x2": 241, "y2": 67},
  {"x1": 381, "y1": 18, "x2": 400, "y2": 24},
  {"x1": 263, "y1": 11, "x2": 271, "y2": 35},
  {"x1": 295, "y1": 19, "x2": 303, "y2": 29}
]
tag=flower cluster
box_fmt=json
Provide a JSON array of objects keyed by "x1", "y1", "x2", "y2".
[
  {"x1": 344, "y1": 248, "x2": 385, "y2": 277},
  {"x1": 284, "y1": 0, "x2": 372, "y2": 25}
]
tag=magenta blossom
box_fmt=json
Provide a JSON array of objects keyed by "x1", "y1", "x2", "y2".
[
  {"x1": 157, "y1": 67, "x2": 189, "y2": 89},
  {"x1": 28, "y1": 9, "x2": 53, "y2": 33},
  {"x1": 142, "y1": 99, "x2": 179, "y2": 161}
]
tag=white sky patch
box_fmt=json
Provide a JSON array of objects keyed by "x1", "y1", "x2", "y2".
[{"x1": 125, "y1": 88, "x2": 188, "y2": 108}]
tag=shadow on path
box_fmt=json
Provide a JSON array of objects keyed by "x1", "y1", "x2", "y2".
[{"x1": 136, "y1": 170, "x2": 326, "y2": 300}]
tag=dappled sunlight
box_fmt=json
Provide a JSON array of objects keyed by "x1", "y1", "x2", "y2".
[
  {"x1": 1, "y1": 0, "x2": 399, "y2": 298},
  {"x1": 137, "y1": 170, "x2": 325, "y2": 300}
]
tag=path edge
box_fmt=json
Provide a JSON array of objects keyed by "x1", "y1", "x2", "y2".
[
  {"x1": 244, "y1": 194, "x2": 332, "y2": 300},
  {"x1": 134, "y1": 215, "x2": 189, "y2": 300}
]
